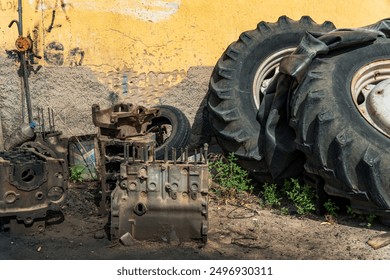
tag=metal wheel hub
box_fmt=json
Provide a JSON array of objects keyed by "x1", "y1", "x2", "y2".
[
  {"x1": 351, "y1": 60, "x2": 390, "y2": 138},
  {"x1": 252, "y1": 48, "x2": 295, "y2": 109}
]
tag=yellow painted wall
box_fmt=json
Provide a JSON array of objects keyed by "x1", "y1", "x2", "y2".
[{"x1": 0, "y1": 0, "x2": 389, "y2": 101}]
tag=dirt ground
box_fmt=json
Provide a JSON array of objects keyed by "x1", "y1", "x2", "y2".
[{"x1": 1, "y1": 180, "x2": 390, "y2": 260}]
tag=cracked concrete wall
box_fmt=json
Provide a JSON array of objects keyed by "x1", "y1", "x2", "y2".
[{"x1": 0, "y1": 0, "x2": 390, "y2": 146}]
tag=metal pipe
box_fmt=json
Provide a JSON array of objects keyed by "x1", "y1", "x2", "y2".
[
  {"x1": 51, "y1": 108, "x2": 55, "y2": 132},
  {"x1": 172, "y1": 148, "x2": 176, "y2": 165},
  {"x1": 204, "y1": 143, "x2": 208, "y2": 164},
  {"x1": 20, "y1": 53, "x2": 33, "y2": 123},
  {"x1": 18, "y1": 0, "x2": 23, "y2": 35},
  {"x1": 164, "y1": 146, "x2": 168, "y2": 163},
  {"x1": 40, "y1": 108, "x2": 45, "y2": 133}
]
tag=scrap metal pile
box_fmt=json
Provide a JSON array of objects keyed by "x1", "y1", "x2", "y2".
[
  {"x1": 0, "y1": 100, "x2": 208, "y2": 243},
  {"x1": 0, "y1": 0, "x2": 207, "y2": 243},
  {"x1": 93, "y1": 102, "x2": 208, "y2": 242}
]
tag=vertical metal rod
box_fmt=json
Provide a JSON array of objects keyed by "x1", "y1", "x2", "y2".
[
  {"x1": 21, "y1": 54, "x2": 33, "y2": 123},
  {"x1": 152, "y1": 145, "x2": 156, "y2": 163},
  {"x1": 20, "y1": 79, "x2": 25, "y2": 121},
  {"x1": 141, "y1": 147, "x2": 145, "y2": 162},
  {"x1": 204, "y1": 143, "x2": 209, "y2": 164},
  {"x1": 51, "y1": 108, "x2": 55, "y2": 132},
  {"x1": 180, "y1": 148, "x2": 184, "y2": 162},
  {"x1": 172, "y1": 148, "x2": 176, "y2": 165},
  {"x1": 132, "y1": 146, "x2": 136, "y2": 163},
  {"x1": 37, "y1": 107, "x2": 41, "y2": 133},
  {"x1": 18, "y1": 0, "x2": 23, "y2": 35},
  {"x1": 194, "y1": 149, "x2": 197, "y2": 166},
  {"x1": 200, "y1": 147, "x2": 204, "y2": 163},
  {"x1": 185, "y1": 147, "x2": 188, "y2": 163},
  {"x1": 164, "y1": 146, "x2": 168, "y2": 163},
  {"x1": 41, "y1": 108, "x2": 45, "y2": 133},
  {"x1": 47, "y1": 108, "x2": 52, "y2": 132}
]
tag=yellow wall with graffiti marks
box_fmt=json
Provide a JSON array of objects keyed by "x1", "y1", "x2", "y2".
[{"x1": 0, "y1": 0, "x2": 389, "y2": 100}]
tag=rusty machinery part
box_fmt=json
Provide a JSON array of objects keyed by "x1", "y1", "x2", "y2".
[
  {"x1": 19, "y1": 135, "x2": 69, "y2": 168},
  {"x1": 146, "y1": 105, "x2": 191, "y2": 160},
  {"x1": 111, "y1": 144, "x2": 209, "y2": 243},
  {"x1": 289, "y1": 37, "x2": 390, "y2": 223},
  {"x1": 92, "y1": 103, "x2": 159, "y2": 139},
  {"x1": 0, "y1": 149, "x2": 68, "y2": 232},
  {"x1": 21, "y1": 141, "x2": 57, "y2": 158},
  {"x1": 96, "y1": 134, "x2": 156, "y2": 214},
  {"x1": 207, "y1": 15, "x2": 335, "y2": 182},
  {"x1": 15, "y1": 36, "x2": 32, "y2": 52}
]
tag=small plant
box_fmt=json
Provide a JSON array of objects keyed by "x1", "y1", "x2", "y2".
[
  {"x1": 280, "y1": 207, "x2": 289, "y2": 215},
  {"x1": 323, "y1": 199, "x2": 339, "y2": 217},
  {"x1": 209, "y1": 153, "x2": 253, "y2": 198},
  {"x1": 70, "y1": 165, "x2": 85, "y2": 183},
  {"x1": 262, "y1": 183, "x2": 281, "y2": 208},
  {"x1": 366, "y1": 214, "x2": 377, "y2": 228},
  {"x1": 283, "y1": 178, "x2": 316, "y2": 215}
]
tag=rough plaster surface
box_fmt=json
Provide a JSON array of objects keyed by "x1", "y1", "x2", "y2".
[
  {"x1": 0, "y1": 56, "x2": 113, "y2": 143},
  {"x1": 159, "y1": 66, "x2": 213, "y2": 148},
  {"x1": 0, "y1": 57, "x2": 212, "y2": 148}
]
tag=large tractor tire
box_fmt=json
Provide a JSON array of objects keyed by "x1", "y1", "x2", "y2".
[
  {"x1": 290, "y1": 38, "x2": 390, "y2": 221},
  {"x1": 207, "y1": 15, "x2": 335, "y2": 180}
]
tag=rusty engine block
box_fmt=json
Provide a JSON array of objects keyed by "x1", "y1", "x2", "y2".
[
  {"x1": 93, "y1": 103, "x2": 209, "y2": 242},
  {"x1": 0, "y1": 148, "x2": 68, "y2": 232},
  {"x1": 111, "y1": 145, "x2": 209, "y2": 243}
]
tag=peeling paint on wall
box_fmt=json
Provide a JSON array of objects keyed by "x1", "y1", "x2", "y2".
[
  {"x1": 2, "y1": 0, "x2": 390, "y2": 107},
  {"x1": 72, "y1": 0, "x2": 181, "y2": 23}
]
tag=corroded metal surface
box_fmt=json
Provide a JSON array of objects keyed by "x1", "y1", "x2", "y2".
[
  {"x1": 0, "y1": 149, "x2": 68, "y2": 232},
  {"x1": 96, "y1": 134, "x2": 156, "y2": 214},
  {"x1": 92, "y1": 103, "x2": 159, "y2": 139},
  {"x1": 111, "y1": 145, "x2": 209, "y2": 242}
]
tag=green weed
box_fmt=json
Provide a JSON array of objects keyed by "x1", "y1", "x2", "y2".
[
  {"x1": 262, "y1": 183, "x2": 281, "y2": 208},
  {"x1": 280, "y1": 207, "x2": 289, "y2": 215},
  {"x1": 70, "y1": 165, "x2": 86, "y2": 183},
  {"x1": 209, "y1": 153, "x2": 253, "y2": 198},
  {"x1": 323, "y1": 199, "x2": 339, "y2": 217},
  {"x1": 282, "y1": 178, "x2": 316, "y2": 215}
]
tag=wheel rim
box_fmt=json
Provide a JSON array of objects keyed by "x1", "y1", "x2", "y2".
[
  {"x1": 351, "y1": 60, "x2": 390, "y2": 138},
  {"x1": 252, "y1": 48, "x2": 295, "y2": 109}
]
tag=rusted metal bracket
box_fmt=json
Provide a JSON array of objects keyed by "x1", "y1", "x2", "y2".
[{"x1": 92, "y1": 103, "x2": 159, "y2": 139}]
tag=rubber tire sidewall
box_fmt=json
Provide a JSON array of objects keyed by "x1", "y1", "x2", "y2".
[
  {"x1": 290, "y1": 38, "x2": 390, "y2": 214},
  {"x1": 150, "y1": 105, "x2": 191, "y2": 160}
]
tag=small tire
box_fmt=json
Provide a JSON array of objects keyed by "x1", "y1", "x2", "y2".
[
  {"x1": 290, "y1": 38, "x2": 390, "y2": 219},
  {"x1": 148, "y1": 105, "x2": 191, "y2": 160},
  {"x1": 207, "y1": 15, "x2": 335, "y2": 180}
]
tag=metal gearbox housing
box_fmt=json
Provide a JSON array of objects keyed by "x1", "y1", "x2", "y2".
[
  {"x1": 111, "y1": 146, "x2": 209, "y2": 243},
  {"x1": 92, "y1": 103, "x2": 159, "y2": 139}
]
